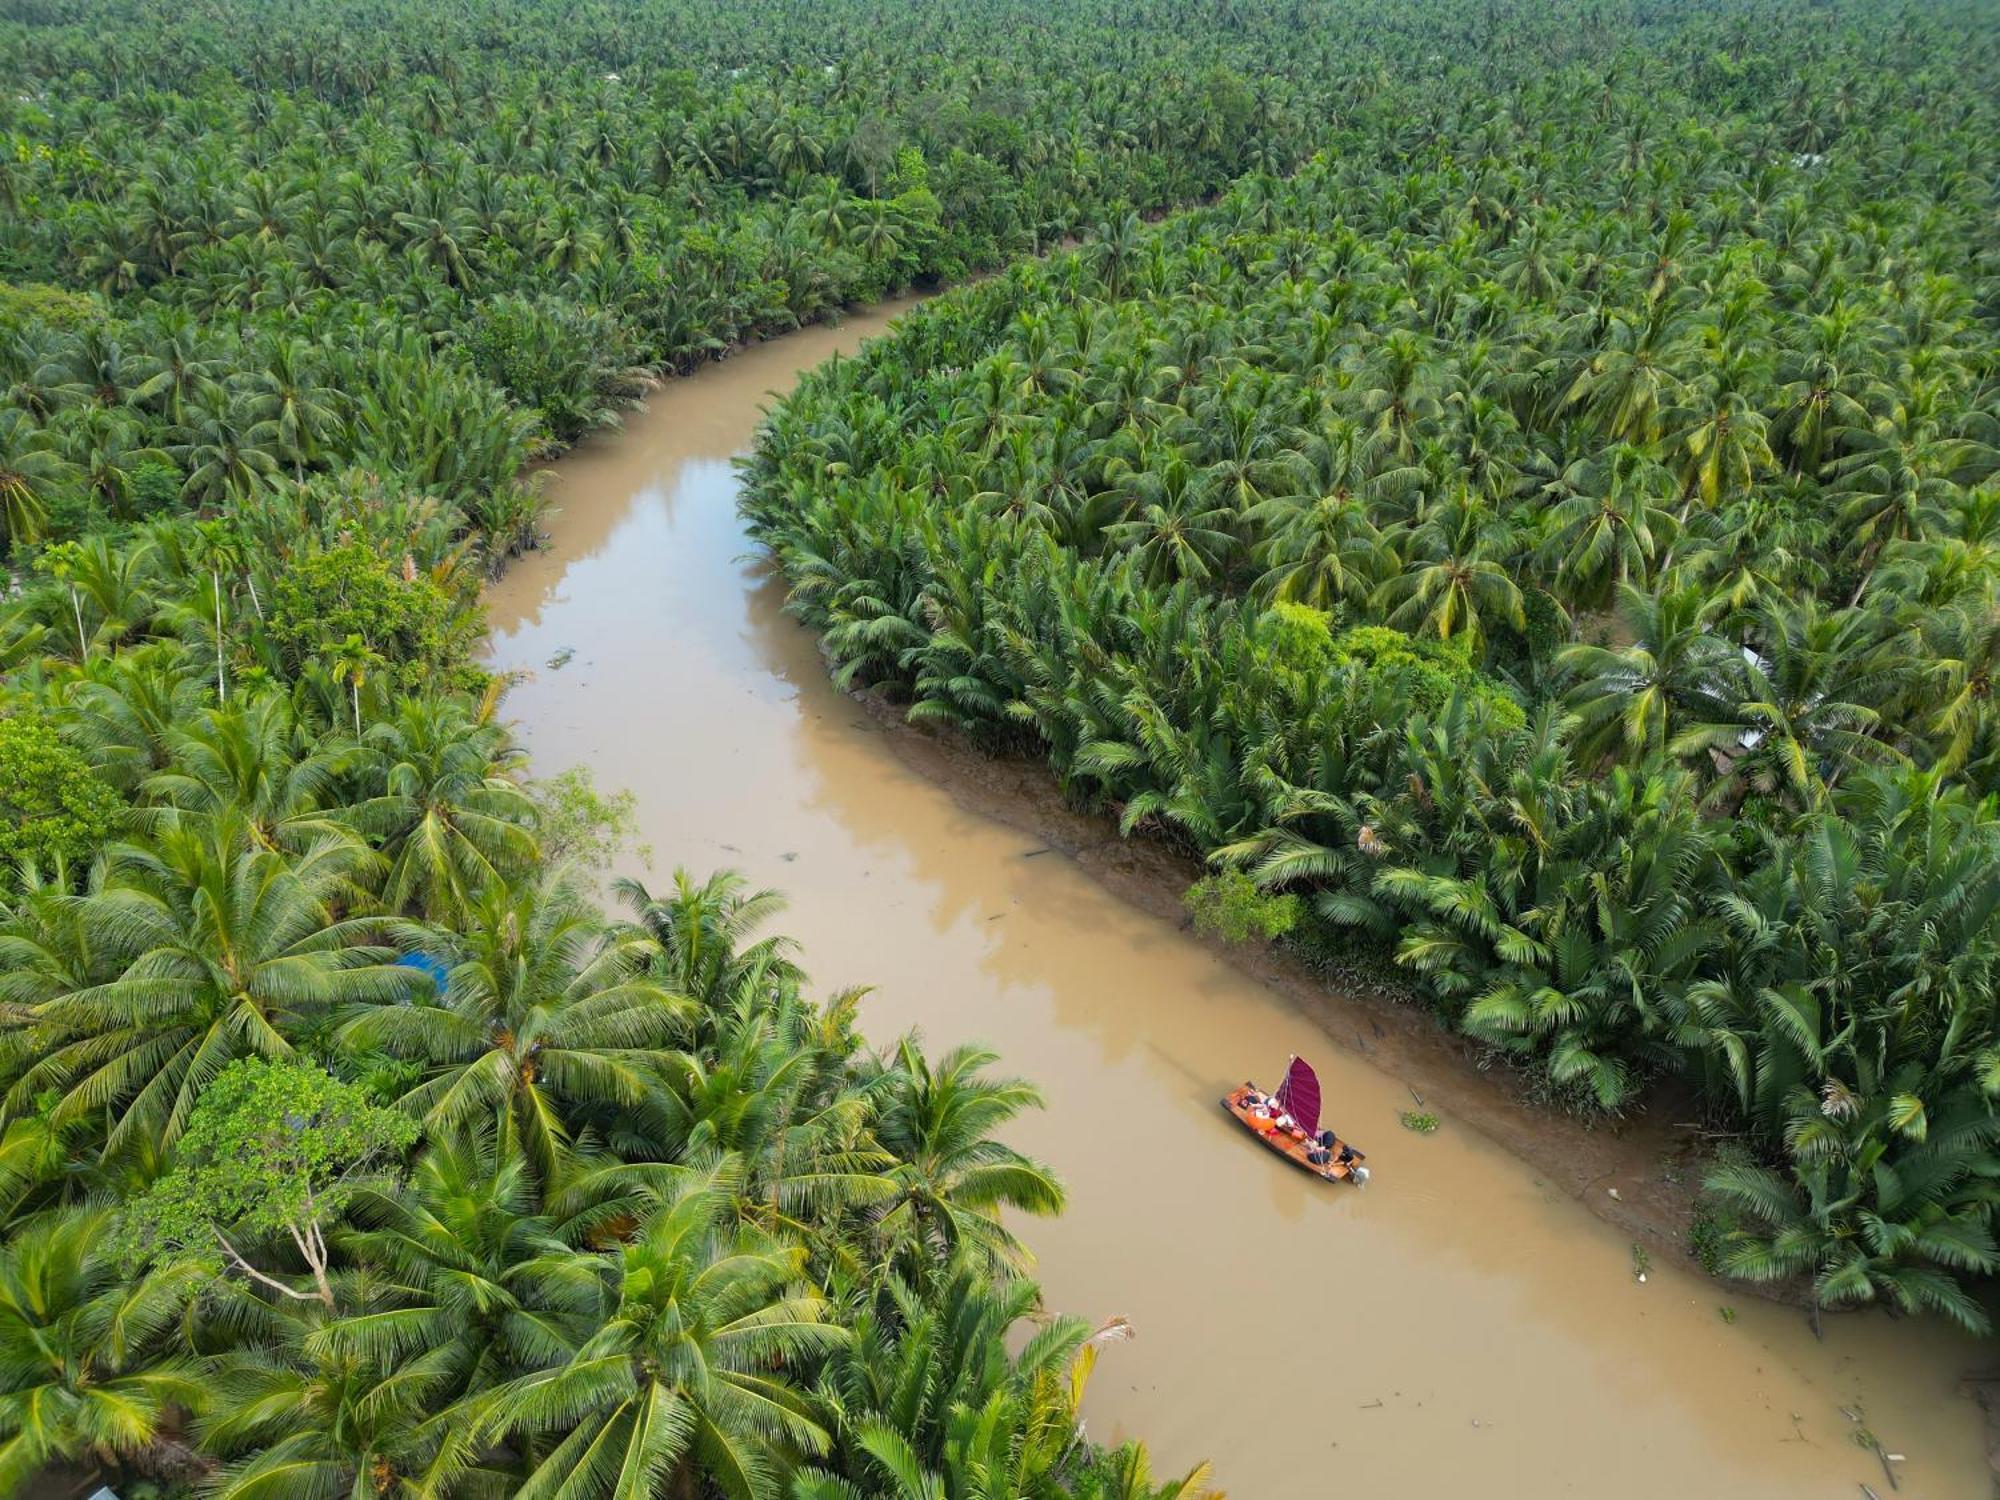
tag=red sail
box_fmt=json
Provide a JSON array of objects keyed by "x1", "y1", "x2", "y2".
[{"x1": 1274, "y1": 1056, "x2": 1321, "y2": 1138}]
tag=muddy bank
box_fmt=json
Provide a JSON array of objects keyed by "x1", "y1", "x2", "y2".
[
  {"x1": 836, "y1": 677, "x2": 1718, "y2": 1269},
  {"x1": 483, "y1": 300, "x2": 1994, "y2": 1500}
]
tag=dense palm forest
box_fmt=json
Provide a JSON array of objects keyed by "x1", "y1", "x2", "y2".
[
  {"x1": 2, "y1": 0, "x2": 1998, "y2": 1492},
  {"x1": 0, "y1": 0, "x2": 1348, "y2": 558},
  {"x1": 0, "y1": 0, "x2": 1402, "y2": 1494},
  {"x1": 744, "y1": 1, "x2": 2000, "y2": 1335}
]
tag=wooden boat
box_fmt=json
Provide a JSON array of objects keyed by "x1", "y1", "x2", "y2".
[{"x1": 1221, "y1": 1057, "x2": 1368, "y2": 1184}]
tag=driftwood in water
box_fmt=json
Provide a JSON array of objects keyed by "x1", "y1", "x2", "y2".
[{"x1": 1872, "y1": 1438, "x2": 1900, "y2": 1491}]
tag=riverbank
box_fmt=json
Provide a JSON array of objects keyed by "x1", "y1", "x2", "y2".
[
  {"x1": 831, "y1": 672, "x2": 1722, "y2": 1275},
  {"x1": 482, "y1": 309, "x2": 1992, "y2": 1498},
  {"x1": 531, "y1": 293, "x2": 1721, "y2": 1287}
]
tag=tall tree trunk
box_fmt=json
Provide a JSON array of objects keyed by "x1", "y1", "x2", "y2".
[{"x1": 213, "y1": 575, "x2": 226, "y2": 702}]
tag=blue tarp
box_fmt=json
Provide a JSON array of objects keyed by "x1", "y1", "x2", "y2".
[{"x1": 398, "y1": 951, "x2": 451, "y2": 996}]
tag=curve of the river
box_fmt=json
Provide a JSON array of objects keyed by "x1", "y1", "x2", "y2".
[{"x1": 484, "y1": 300, "x2": 1990, "y2": 1499}]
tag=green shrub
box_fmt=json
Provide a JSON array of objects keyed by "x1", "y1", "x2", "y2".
[
  {"x1": 264, "y1": 542, "x2": 473, "y2": 691},
  {"x1": 462, "y1": 294, "x2": 644, "y2": 445},
  {"x1": 1184, "y1": 869, "x2": 1301, "y2": 944},
  {"x1": 0, "y1": 715, "x2": 124, "y2": 880},
  {"x1": 1254, "y1": 600, "x2": 1337, "y2": 673},
  {"x1": 1329, "y1": 624, "x2": 1527, "y2": 732},
  {"x1": 0, "y1": 280, "x2": 100, "y2": 331}
]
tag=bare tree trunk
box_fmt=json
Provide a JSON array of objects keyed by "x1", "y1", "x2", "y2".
[
  {"x1": 213, "y1": 1227, "x2": 321, "y2": 1305},
  {"x1": 212, "y1": 577, "x2": 226, "y2": 702}
]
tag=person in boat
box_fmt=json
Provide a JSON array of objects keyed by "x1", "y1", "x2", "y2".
[{"x1": 1305, "y1": 1127, "x2": 1335, "y2": 1166}]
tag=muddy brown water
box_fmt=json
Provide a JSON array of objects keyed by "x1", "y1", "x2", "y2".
[{"x1": 485, "y1": 300, "x2": 1992, "y2": 1499}]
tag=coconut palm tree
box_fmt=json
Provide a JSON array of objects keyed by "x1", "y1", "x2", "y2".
[
  {"x1": 196, "y1": 1288, "x2": 511, "y2": 1500},
  {"x1": 0, "y1": 1207, "x2": 208, "y2": 1493},
  {"x1": 1557, "y1": 583, "x2": 1740, "y2": 767},
  {"x1": 1372, "y1": 489, "x2": 1524, "y2": 657},
  {"x1": 860, "y1": 1040, "x2": 1065, "y2": 1273},
  {"x1": 340, "y1": 876, "x2": 692, "y2": 1183},
  {"x1": 6, "y1": 811, "x2": 404, "y2": 1156},
  {"x1": 326, "y1": 1133, "x2": 601, "y2": 1403},
  {"x1": 1537, "y1": 443, "x2": 1677, "y2": 602},
  {"x1": 0, "y1": 407, "x2": 73, "y2": 550},
  {"x1": 618, "y1": 870, "x2": 798, "y2": 1014},
  {"x1": 140, "y1": 692, "x2": 348, "y2": 851},
  {"x1": 477, "y1": 1169, "x2": 844, "y2": 1500},
  {"x1": 173, "y1": 382, "x2": 280, "y2": 506},
  {"x1": 344, "y1": 696, "x2": 537, "y2": 920}
]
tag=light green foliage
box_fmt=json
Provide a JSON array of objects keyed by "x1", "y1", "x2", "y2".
[
  {"x1": 0, "y1": 281, "x2": 99, "y2": 331},
  {"x1": 1184, "y1": 870, "x2": 1301, "y2": 945},
  {"x1": 1399, "y1": 1110, "x2": 1440, "y2": 1134},
  {"x1": 129, "y1": 1058, "x2": 418, "y2": 1244},
  {"x1": 124, "y1": 1058, "x2": 418, "y2": 1301},
  {"x1": 1254, "y1": 600, "x2": 1336, "y2": 672},
  {"x1": 0, "y1": 715, "x2": 124, "y2": 880},
  {"x1": 1328, "y1": 624, "x2": 1527, "y2": 731},
  {"x1": 265, "y1": 542, "x2": 471, "y2": 691},
  {"x1": 531, "y1": 764, "x2": 651, "y2": 876}
]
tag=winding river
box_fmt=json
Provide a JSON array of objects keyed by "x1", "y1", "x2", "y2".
[{"x1": 484, "y1": 301, "x2": 1991, "y2": 1499}]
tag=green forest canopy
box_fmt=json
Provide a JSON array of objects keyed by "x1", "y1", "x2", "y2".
[
  {"x1": 740, "y1": 2, "x2": 2000, "y2": 1331},
  {"x1": 0, "y1": 0, "x2": 1995, "y2": 1495}
]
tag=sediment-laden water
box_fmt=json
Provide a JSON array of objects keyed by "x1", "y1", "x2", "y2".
[{"x1": 485, "y1": 302, "x2": 1989, "y2": 1500}]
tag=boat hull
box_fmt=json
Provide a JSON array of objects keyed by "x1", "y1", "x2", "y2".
[{"x1": 1221, "y1": 1082, "x2": 1366, "y2": 1183}]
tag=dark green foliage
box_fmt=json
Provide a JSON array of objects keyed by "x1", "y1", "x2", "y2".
[
  {"x1": 0, "y1": 1, "x2": 1334, "y2": 1493},
  {"x1": 461, "y1": 295, "x2": 645, "y2": 445},
  {"x1": 744, "y1": 0, "x2": 2000, "y2": 1328},
  {"x1": 0, "y1": 0, "x2": 1356, "y2": 557}
]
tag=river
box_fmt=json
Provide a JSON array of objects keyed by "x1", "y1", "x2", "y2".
[{"x1": 483, "y1": 299, "x2": 1992, "y2": 1499}]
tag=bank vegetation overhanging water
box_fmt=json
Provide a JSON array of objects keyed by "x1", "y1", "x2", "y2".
[
  {"x1": 0, "y1": 0, "x2": 1414, "y2": 1493},
  {"x1": 486, "y1": 307, "x2": 1993, "y2": 1500},
  {"x1": 0, "y1": 0, "x2": 1997, "y2": 1495},
  {"x1": 736, "y1": 8, "x2": 2000, "y2": 1343}
]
